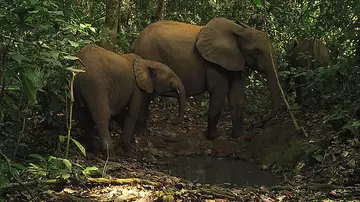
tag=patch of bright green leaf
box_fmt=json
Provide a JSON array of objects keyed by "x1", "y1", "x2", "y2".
[
  {"x1": 82, "y1": 166, "x2": 101, "y2": 177},
  {"x1": 253, "y1": 0, "x2": 263, "y2": 8},
  {"x1": 71, "y1": 138, "x2": 86, "y2": 157},
  {"x1": 68, "y1": 40, "x2": 80, "y2": 48}
]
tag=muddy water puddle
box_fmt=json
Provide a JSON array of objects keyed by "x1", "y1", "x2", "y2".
[{"x1": 162, "y1": 156, "x2": 279, "y2": 187}]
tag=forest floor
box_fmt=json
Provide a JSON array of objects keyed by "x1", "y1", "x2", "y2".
[{"x1": 1, "y1": 97, "x2": 360, "y2": 201}]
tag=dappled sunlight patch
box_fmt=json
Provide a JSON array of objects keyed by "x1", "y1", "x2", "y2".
[{"x1": 58, "y1": 184, "x2": 157, "y2": 201}]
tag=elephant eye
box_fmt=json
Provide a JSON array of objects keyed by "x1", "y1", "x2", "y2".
[{"x1": 149, "y1": 69, "x2": 156, "y2": 79}]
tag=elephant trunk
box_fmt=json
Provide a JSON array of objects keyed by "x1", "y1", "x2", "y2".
[
  {"x1": 263, "y1": 68, "x2": 281, "y2": 123},
  {"x1": 170, "y1": 74, "x2": 186, "y2": 125}
]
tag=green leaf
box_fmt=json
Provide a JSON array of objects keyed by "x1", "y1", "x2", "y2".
[
  {"x1": 25, "y1": 16, "x2": 34, "y2": 22},
  {"x1": 63, "y1": 55, "x2": 79, "y2": 61},
  {"x1": 59, "y1": 135, "x2": 66, "y2": 143},
  {"x1": 40, "y1": 51, "x2": 59, "y2": 60},
  {"x1": 28, "y1": 163, "x2": 40, "y2": 169},
  {"x1": 46, "y1": 11, "x2": 64, "y2": 16},
  {"x1": 9, "y1": 52, "x2": 28, "y2": 65},
  {"x1": 6, "y1": 86, "x2": 20, "y2": 90},
  {"x1": 253, "y1": 0, "x2": 263, "y2": 8},
  {"x1": 82, "y1": 166, "x2": 101, "y2": 177},
  {"x1": 28, "y1": 10, "x2": 39, "y2": 14},
  {"x1": 61, "y1": 173, "x2": 70, "y2": 180},
  {"x1": 71, "y1": 138, "x2": 86, "y2": 157},
  {"x1": 12, "y1": 163, "x2": 26, "y2": 170},
  {"x1": 62, "y1": 159, "x2": 72, "y2": 171},
  {"x1": 19, "y1": 69, "x2": 39, "y2": 105},
  {"x1": 68, "y1": 40, "x2": 79, "y2": 48},
  {"x1": 28, "y1": 154, "x2": 46, "y2": 162},
  {"x1": 351, "y1": 121, "x2": 360, "y2": 127},
  {"x1": 28, "y1": 0, "x2": 39, "y2": 5},
  {"x1": 89, "y1": 27, "x2": 96, "y2": 33},
  {"x1": 312, "y1": 154, "x2": 324, "y2": 162},
  {"x1": 66, "y1": 67, "x2": 85, "y2": 73},
  {"x1": 48, "y1": 156, "x2": 56, "y2": 161},
  {"x1": 200, "y1": 101, "x2": 207, "y2": 107}
]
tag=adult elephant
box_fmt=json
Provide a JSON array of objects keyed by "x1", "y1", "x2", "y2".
[
  {"x1": 74, "y1": 45, "x2": 186, "y2": 158},
  {"x1": 289, "y1": 37, "x2": 330, "y2": 106},
  {"x1": 132, "y1": 17, "x2": 281, "y2": 140}
]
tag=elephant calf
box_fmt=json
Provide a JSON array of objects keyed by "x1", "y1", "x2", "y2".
[
  {"x1": 74, "y1": 45, "x2": 186, "y2": 158},
  {"x1": 289, "y1": 37, "x2": 330, "y2": 106}
]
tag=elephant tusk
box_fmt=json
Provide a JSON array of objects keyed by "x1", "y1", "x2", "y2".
[{"x1": 176, "y1": 88, "x2": 180, "y2": 95}]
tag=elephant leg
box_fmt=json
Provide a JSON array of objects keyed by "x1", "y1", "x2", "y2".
[
  {"x1": 113, "y1": 113, "x2": 135, "y2": 143},
  {"x1": 120, "y1": 91, "x2": 141, "y2": 155},
  {"x1": 227, "y1": 72, "x2": 245, "y2": 138},
  {"x1": 85, "y1": 96, "x2": 116, "y2": 159},
  {"x1": 295, "y1": 75, "x2": 306, "y2": 106},
  {"x1": 205, "y1": 67, "x2": 229, "y2": 140},
  {"x1": 78, "y1": 106, "x2": 98, "y2": 153},
  {"x1": 134, "y1": 94, "x2": 151, "y2": 136}
]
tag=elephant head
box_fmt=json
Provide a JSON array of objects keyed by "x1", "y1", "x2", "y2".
[
  {"x1": 196, "y1": 17, "x2": 280, "y2": 122},
  {"x1": 132, "y1": 56, "x2": 186, "y2": 124}
]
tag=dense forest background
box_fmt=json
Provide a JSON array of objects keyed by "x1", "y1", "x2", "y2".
[{"x1": 1, "y1": 0, "x2": 360, "y2": 201}]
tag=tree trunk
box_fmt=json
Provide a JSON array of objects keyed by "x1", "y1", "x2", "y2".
[
  {"x1": 99, "y1": 0, "x2": 120, "y2": 51},
  {"x1": 151, "y1": 0, "x2": 165, "y2": 22}
]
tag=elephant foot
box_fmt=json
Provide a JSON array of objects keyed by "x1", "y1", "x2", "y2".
[
  {"x1": 120, "y1": 144, "x2": 137, "y2": 159},
  {"x1": 101, "y1": 148, "x2": 118, "y2": 161},
  {"x1": 120, "y1": 141, "x2": 136, "y2": 154},
  {"x1": 205, "y1": 129, "x2": 221, "y2": 140}
]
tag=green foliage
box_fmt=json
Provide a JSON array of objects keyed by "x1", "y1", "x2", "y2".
[
  {"x1": 0, "y1": 0, "x2": 99, "y2": 158},
  {"x1": 59, "y1": 135, "x2": 86, "y2": 157},
  {"x1": 0, "y1": 153, "x2": 25, "y2": 190},
  {"x1": 25, "y1": 154, "x2": 100, "y2": 181}
]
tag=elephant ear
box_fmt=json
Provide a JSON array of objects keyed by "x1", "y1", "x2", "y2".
[
  {"x1": 133, "y1": 56, "x2": 154, "y2": 93},
  {"x1": 196, "y1": 18, "x2": 245, "y2": 71}
]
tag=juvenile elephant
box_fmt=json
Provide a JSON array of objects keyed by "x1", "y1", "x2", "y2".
[
  {"x1": 74, "y1": 45, "x2": 186, "y2": 157},
  {"x1": 132, "y1": 17, "x2": 281, "y2": 140},
  {"x1": 289, "y1": 37, "x2": 330, "y2": 106}
]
